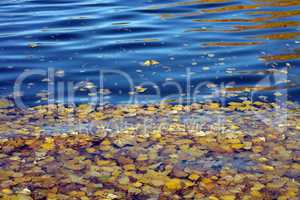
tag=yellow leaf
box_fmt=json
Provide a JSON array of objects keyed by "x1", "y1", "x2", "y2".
[
  {"x1": 137, "y1": 154, "x2": 148, "y2": 161},
  {"x1": 231, "y1": 143, "x2": 244, "y2": 150},
  {"x1": 207, "y1": 103, "x2": 220, "y2": 110},
  {"x1": 41, "y1": 137, "x2": 55, "y2": 151},
  {"x1": 0, "y1": 99, "x2": 12, "y2": 108},
  {"x1": 250, "y1": 190, "x2": 262, "y2": 197},
  {"x1": 165, "y1": 179, "x2": 182, "y2": 191},
  {"x1": 209, "y1": 196, "x2": 219, "y2": 200},
  {"x1": 261, "y1": 164, "x2": 274, "y2": 171},
  {"x1": 230, "y1": 125, "x2": 240, "y2": 130},
  {"x1": 151, "y1": 131, "x2": 161, "y2": 140},
  {"x1": 96, "y1": 160, "x2": 111, "y2": 166},
  {"x1": 221, "y1": 195, "x2": 236, "y2": 200},
  {"x1": 123, "y1": 164, "x2": 136, "y2": 171},
  {"x1": 143, "y1": 59, "x2": 160, "y2": 66},
  {"x1": 188, "y1": 173, "x2": 200, "y2": 181},
  {"x1": 1, "y1": 188, "x2": 12, "y2": 195},
  {"x1": 135, "y1": 86, "x2": 147, "y2": 93},
  {"x1": 133, "y1": 182, "x2": 143, "y2": 188}
]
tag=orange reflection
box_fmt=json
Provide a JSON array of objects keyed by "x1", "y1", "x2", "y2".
[
  {"x1": 261, "y1": 53, "x2": 300, "y2": 61},
  {"x1": 203, "y1": 5, "x2": 258, "y2": 13},
  {"x1": 234, "y1": 21, "x2": 300, "y2": 31},
  {"x1": 253, "y1": 0, "x2": 300, "y2": 7},
  {"x1": 147, "y1": 0, "x2": 300, "y2": 63},
  {"x1": 224, "y1": 84, "x2": 297, "y2": 92},
  {"x1": 253, "y1": 32, "x2": 300, "y2": 40},
  {"x1": 146, "y1": 0, "x2": 233, "y2": 10},
  {"x1": 203, "y1": 41, "x2": 263, "y2": 46}
]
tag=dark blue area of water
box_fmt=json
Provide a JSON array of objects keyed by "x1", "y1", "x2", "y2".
[{"x1": 0, "y1": 0, "x2": 300, "y2": 107}]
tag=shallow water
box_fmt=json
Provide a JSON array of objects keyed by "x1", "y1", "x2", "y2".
[
  {"x1": 0, "y1": 0, "x2": 300, "y2": 106},
  {"x1": 0, "y1": 103, "x2": 299, "y2": 199}
]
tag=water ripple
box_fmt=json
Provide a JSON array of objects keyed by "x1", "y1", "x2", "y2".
[{"x1": 0, "y1": 0, "x2": 299, "y2": 106}]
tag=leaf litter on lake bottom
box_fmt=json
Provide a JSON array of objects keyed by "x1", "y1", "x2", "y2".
[{"x1": 0, "y1": 101, "x2": 299, "y2": 199}]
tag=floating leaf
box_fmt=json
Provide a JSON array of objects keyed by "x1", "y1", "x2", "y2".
[
  {"x1": 135, "y1": 86, "x2": 147, "y2": 93},
  {"x1": 29, "y1": 43, "x2": 38, "y2": 48},
  {"x1": 143, "y1": 59, "x2": 160, "y2": 66}
]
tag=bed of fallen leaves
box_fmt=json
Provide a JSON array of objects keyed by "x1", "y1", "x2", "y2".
[{"x1": 0, "y1": 101, "x2": 299, "y2": 200}]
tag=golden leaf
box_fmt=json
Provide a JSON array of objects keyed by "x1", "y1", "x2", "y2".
[{"x1": 143, "y1": 59, "x2": 160, "y2": 66}]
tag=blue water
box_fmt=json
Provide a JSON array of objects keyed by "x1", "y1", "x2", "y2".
[{"x1": 0, "y1": 0, "x2": 300, "y2": 107}]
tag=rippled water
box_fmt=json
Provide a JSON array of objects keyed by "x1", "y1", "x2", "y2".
[{"x1": 0, "y1": 0, "x2": 300, "y2": 106}]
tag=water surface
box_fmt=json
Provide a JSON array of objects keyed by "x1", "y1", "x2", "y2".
[{"x1": 0, "y1": 0, "x2": 300, "y2": 106}]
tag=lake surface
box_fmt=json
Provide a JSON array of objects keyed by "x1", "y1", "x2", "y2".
[{"x1": 0, "y1": 0, "x2": 300, "y2": 107}]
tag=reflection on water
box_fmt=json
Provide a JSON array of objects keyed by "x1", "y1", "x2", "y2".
[
  {"x1": 203, "y1": 42, "x2": 264, "y2": 46},
  {"x1": 262, "y1": 53, "x2": 300, "y2": 61},
  {"x1": 0, "y1": 0, "x2": 299, "y2": 106}
]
